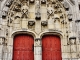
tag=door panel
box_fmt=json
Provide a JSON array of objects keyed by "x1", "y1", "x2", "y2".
[
  {"x1": 13, "y1": 34, "x2": 34, "y2": 60},
  {"x1": 42, "y1": 35, "x2": 62, "y2": 60}
]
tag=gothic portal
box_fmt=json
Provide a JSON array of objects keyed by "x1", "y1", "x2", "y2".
[{"x1": 0, "y1": 0, "x2": 80, "y2": 60}]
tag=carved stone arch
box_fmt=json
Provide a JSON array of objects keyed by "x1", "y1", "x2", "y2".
[
  {"x1": 11, "y1": 30, "x2": 36, "y2": 39},
  {"x1": 39, "y1": 31, "x2": 63, "y2": 39}
]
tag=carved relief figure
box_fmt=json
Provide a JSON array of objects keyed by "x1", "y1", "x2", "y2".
[
  {"x1": 21, "y1": 2, "x2": 29, "y2": 18},
  {"x1": 35, "y1": 0, "x2": 41, "y2": 18},
  {"x1": 47, "y1": 3, "x2": 54, "y2": 19}
]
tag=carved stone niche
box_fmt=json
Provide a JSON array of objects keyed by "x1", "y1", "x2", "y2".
[
  {"x1": 41, "y1": 0, "x2": 46, "y2": 4},
  {"x1": 68, "y1": 14, "x2": 72, "y2": 21},
  {"x1": 54, "y1": 4, "x2": 59, "y2": 9},
  {"x1": 0, "y1": 37, "x2": 5, "y2": 45},
  {"x1": 6, "y1": 0, "x2": 13, "y2": 7},
  {"x1": 68, "y1": 18, "x2": 72, "y2": 21},
  {"x1": 69, "y1": 37, "x2": 76, "y2": 45},
  {"x1": 41, "y1": 21, "x2": 48, "y2": 26},
  {"x1": 2, "y1": 11, "x2": 7, "y2": 19},
  {"x1": 28, "y1": 21, "x2": 35, "y2": 26},
  {"x1": 52, "y1": 1, "x2": 56, "y2": 4},
  {"x1": 65, "y1": 7, "x2": 69, "y2": 11},
  {"x1": 13, "y1": 7, "x2": 21, "y2": 12}
]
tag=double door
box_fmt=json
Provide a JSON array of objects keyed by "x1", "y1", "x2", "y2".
[{"x1": 13, "y1": 34, "x2": 62, "y2": 60}]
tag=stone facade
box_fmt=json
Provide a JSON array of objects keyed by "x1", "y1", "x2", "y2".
[{"x1": 0, "y1": 0, "x2": 80, "y2": 60}]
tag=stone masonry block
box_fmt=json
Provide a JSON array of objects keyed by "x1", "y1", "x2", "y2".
[
  {"x1": 71, "y1": 45, "x2": 77, "y2": 52},
  {"x1": 34, "y1": 55, "x2": 42, "y2": 60},
  {"x1": 77, "y1": 45, "x2": 80, "y2": 52},
  {"x1": 62, "y1": 39, "x2": 67, "y2": 45},
  {"x1": 8, "y1": 38, "x2": 13, "y2": 46},
  {"x1": 71, "y1": 53, "x2": 77, "y2": 58},
  {"x1": 7, "y1": 46, "x2": 13, "y2": 53},
  {"x1": 62, "y1": 45, "x2": 70, "y2": 53},
  {"x1": 62, "y1": 53, "x2": 71, "y2": 58},
  {"x1": 35, "y1": 47, "x2": 42, "y2": 55}
]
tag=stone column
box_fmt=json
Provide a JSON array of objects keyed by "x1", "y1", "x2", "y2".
[
  {"x1": 2, "y1": 43, "x2": 8, "y2": 60},
  {"x1": 0, "y1": 37, "x2": 4, "y2": 60},
  {"x1": 34, "y1": 38, "x2": 42, "y2": 60}
]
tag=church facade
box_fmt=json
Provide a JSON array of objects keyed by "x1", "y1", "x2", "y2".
[{"x1": 0, "y1": 0, "x2": 80, "y2": 60}]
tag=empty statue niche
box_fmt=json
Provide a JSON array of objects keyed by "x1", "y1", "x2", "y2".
[
  {"x1": 69, "y1": 37, "x2": 76, "y2": 45},
  {"x1": 28, "y1": 21, "x2": 35, "y2": 30},
  {"x1": 35, "y1": 0, "x2": 41, "y2": 20},
  {"x1": 41, "y1": 21, "x2": 48, "y2": 31}
]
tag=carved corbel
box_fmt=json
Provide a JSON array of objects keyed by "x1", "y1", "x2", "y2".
[
  {"x1": 58, "y1": 0, "x2": 63, "y2": 1},
  {"x1": 35, "y1": 38, "x2": 41, "y2": 46},
  {"x1": 58, "y1": 9, "x2": 62, "y2": 13},
  {"x1": 54, "y1": 14, "x2": 60, "y2": 21},
  {"x1": 41, "y1": 21, "x2": 48, "y2": 26},
  {"x1": 52, "y1": 1, "x2": 56, "y2": 4},
  {"x1": 15, "y1": 16, "x2": 20, "y2": 19},
  {"x1": 54, "y1": 18, "x2": 60, "y2": 23},
  {"x1": 54, "y1": 4, "x2": 59, "y2": 9},
  {"x1": 60, "y1": 14, "x2": 64, "y2": 19},
  {"x1": 54, "y1": 11, "x2": 58, "y2": 14},
  {"x1": 13, "y1": 7, "x2": 21, "y2": 12},
  {"x1": 29, "y1": 0, "x2": 34, "y2": 3},
  {"x1": 41, "y1": 0, "x2": 46, "y2": 4},
  {"x1": 28, "y1": 21, "x2": 35, "y2": 26},
  {"x1": 6, "y1": 0, "x2": 13, "y2": 7}
]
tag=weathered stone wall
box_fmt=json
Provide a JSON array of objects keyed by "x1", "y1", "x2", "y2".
[{"x1": 0, "y1": 0, "x2": 80, "y2": 60}]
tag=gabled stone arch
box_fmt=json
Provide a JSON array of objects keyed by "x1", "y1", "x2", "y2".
[
  {"x1": 1, "y1": 0, "x2": 77, "y2": 60},
  {"x1": 1, "y1": 0, "x2": 70, "y2": 38},
  {"x1": 1, "y1": 0, "x2": 70, "y2": 36}
]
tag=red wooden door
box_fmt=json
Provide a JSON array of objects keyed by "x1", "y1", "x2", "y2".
[
  {"x1": 13, "y1": 34, "x2": 34, "y2": 60},
  {"x1": 42, "y1": 35, "x2": 62, "y2": 60}
]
